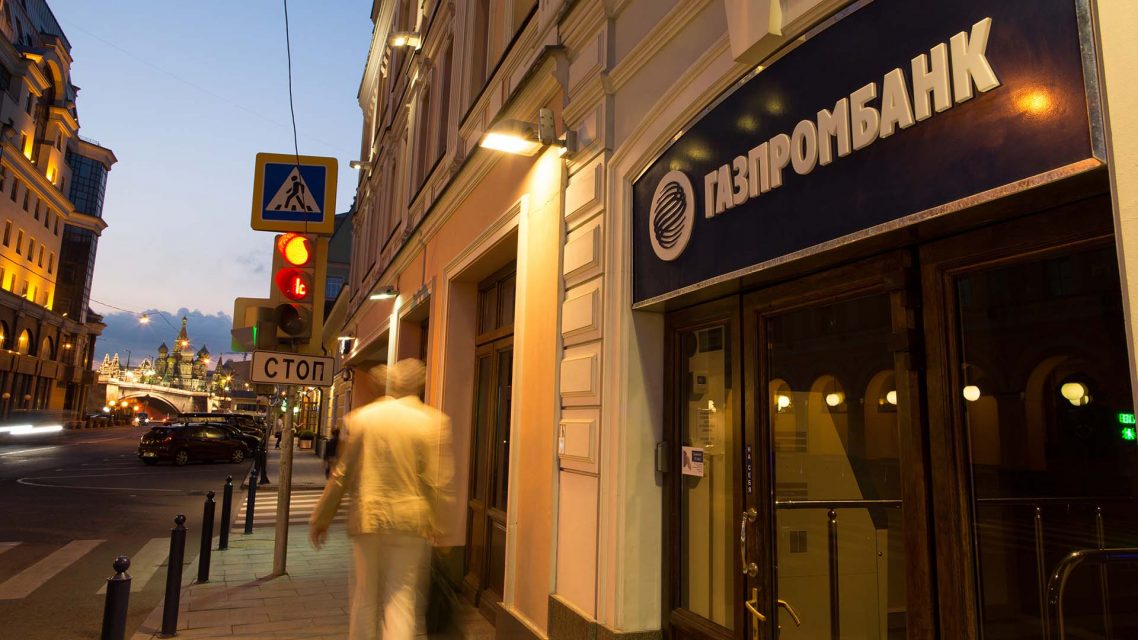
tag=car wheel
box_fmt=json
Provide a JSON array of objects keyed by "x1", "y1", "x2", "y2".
[
  {"x1": 143, "y1": 459, "x2": 158, "y2": 466},
  {"x1": 230, "y1": 448, "x2": 245, "y2": 464},
  {"x1": 174, "y1": 449, "x2": 190, "y2": 466}
]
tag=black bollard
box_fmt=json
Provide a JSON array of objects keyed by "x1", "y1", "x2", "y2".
[
  {"x1": 100, "y1": 555, "x2": 131, "y2": 640},
  {"x1": 160, "y1": 515, "x2": 187, "y2": 638},
  {"x1": 219, "y1": 476, "x2": 233, "y2": 550},
  {"x1": 244, "y1": 466, "x2": 257, "y2": 534},
  {"x1": 258, "y1": 443, "x2": 269, "y2": 485},
  {"x1": 197, "y1": 491, "x2": 215, "y2": 583}
]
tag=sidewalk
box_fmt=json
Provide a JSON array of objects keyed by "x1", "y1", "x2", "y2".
[
  {"x1": 129, "y1": 523, "x2": 352, "y2": 639},
  {"x1": 241, "y1": 443, "x2": 327, "y2": 492},
  {"x1": 131, "y1": 442, "x2": 495, "y2": 640}
]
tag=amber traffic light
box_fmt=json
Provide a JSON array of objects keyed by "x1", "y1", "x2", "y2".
[
  {"x1": 270, "y1": 233, "x2": 317, "y2": 340},
  {"x1": 277, "y1": 233, "x2": 312, "y2": 267}
]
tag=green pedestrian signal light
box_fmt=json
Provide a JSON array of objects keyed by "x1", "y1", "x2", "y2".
[{"x1": 1122, "y1": 427, "x2": 1137, "y2": 442}]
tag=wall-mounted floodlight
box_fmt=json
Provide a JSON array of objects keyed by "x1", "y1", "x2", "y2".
[
  {"x1": 370, "y1": 285, "x2": 398, "y2": 301},
  {"x1": 349, "y1": 160, "x2": 373, "y2": 170},
  {"x1": 479, "y1": 108, "x2": 577, "y2": 157},
  {"x1": 389, "y1": 32, "x2": 422, "y2": 49}
]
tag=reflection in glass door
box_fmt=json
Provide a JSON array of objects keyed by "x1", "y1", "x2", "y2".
[
  {"x1": 951, "y1": 244, "x2": 1138, "y2": 638},
  {"x1": 763, "y1": 293, "x2": 908, "y2": 639}
]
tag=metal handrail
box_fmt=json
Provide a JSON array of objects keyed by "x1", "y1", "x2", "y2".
[
  {"x1": 1046, "y1": 547, "x2": 1138, "y2": 640},
  {"x1": 775, "y1": 498, "x2": 901, "y2": 509},
  {"x1": 770, "y1": 499, "x2": 900, "y2": 640}
]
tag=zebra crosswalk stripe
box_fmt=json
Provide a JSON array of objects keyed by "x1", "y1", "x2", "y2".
[
  {"x1": 234, "y1": 491, "x2": 350, "y2": 526},
  {"x1": 0, "y1": 540, "x2": 104, "y2": 600},
  {"x1": 95, "y1": 537, "x2": 169, "y2": 594}
]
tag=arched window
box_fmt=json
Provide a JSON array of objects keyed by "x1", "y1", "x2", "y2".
[
  {"x1": 40, "y1": 335, "x2": 54, "y2": 360},
  {"x1": 16, "y1": 329, "x2": 31, "y2": 355}
]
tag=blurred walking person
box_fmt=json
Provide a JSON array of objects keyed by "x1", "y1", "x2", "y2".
[
  {"x1": 323, "y1": 428, "x2": 340, "y2": 478},
  {"x1": 309, "y1": 359, "x2": 453, "y2": 640}
]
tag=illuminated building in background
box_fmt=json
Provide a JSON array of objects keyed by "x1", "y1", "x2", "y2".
[{"x1": 0, "y1": 0, "x2": 114, "y2": 419}]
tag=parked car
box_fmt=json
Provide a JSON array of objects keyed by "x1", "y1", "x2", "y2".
[
  {"x1": 137, "y1": 423, "x2": 250, "y2": 466},
  {"x1": 177, "y1": 412, "x2": 265, "y2": 442}
]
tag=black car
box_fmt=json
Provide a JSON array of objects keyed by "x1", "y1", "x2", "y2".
[
  {"x1": 177, "y1": 413, "x2": 265, "y2": 441},
  {"x1": 137, "y1": 424, "x2": 250, "y2": 466}
]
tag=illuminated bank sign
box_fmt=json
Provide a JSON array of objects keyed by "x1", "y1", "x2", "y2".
[{"x1": 633, "y1": 0, "x2": 1102, "y2": 302}]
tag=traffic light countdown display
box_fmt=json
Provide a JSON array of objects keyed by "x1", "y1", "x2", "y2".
[{"x1": 271, "y1": 233, "x2": 315, "y2": 340}]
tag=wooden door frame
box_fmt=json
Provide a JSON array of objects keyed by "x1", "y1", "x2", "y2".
[
  {"x1": 919, "y1": 195, "x2": 1117, "y2": 640},
  {"x1": 663, "y1": 296, "x2": 743, "y2": 640},
  {"x1": 741, "y1": 250, "x2": 936, "y2": 640}
]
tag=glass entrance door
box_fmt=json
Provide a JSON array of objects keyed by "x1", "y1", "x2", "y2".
[
  {"x1": 742, "y1": 256, "x2": 934, "y2": 640},
  {"x1": 921, "y1": 202, "x2": 1138, "y2": 639}
]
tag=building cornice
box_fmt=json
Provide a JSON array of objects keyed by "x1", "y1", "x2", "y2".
[
  {"x1": 75, "y1": 138, "x2": 117, "y2": 169},
  {"x1": 67, "y1": 211, "x2": 107, "y2": 235},
  {"x1": 48, "y1": 105, "x2": 78, "y2": 135}
]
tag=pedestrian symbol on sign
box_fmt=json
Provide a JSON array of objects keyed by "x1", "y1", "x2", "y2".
[
  {"x1": 267, "y1": 168, "x2": 320, "y2": 213},
  {"x1": 250, "y1": 153, "x2": 338, "y2": 235}
]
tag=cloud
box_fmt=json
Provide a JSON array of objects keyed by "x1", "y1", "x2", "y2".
[
  {"x1": 234, "y1": 251, "x2": 269, "y2": 276},
  {"x1": 94, "y1": 308, "x2": 237, "y2": 369}
]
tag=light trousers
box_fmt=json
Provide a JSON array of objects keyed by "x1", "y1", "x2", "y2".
[{"x1": 349, "y1": 532, "x2": 429, "y2": 640}]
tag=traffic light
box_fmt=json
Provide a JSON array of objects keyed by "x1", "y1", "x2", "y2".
[
  {"x1": 232, "y1": 297, "x2": 275, "y2": 351},
  {"x1": 270, "y1": 233, "x2": 318, "y2": 342}
]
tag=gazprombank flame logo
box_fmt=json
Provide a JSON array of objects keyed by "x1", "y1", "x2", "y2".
[{"x1": 649, "y1": 170, "x2": 695, "y2": 261}]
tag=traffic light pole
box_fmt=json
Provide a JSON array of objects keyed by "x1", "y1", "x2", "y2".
[{"x1": 272, "y1": 386, "x2": 295, "y2": 576}]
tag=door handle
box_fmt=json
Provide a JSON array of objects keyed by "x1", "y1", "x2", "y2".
[
  {"x1": 777, "y1": 599, "x2": 803, "y2": 628},
  {"x1": 745, "y1": 587, "x2": 766, "y2": 622},
  {"x1": 740, "y1": 507, "x2": 758, "y2": 577},
  {"x1": 745, "y1": 586, "x2": 767, "y2": 640}
]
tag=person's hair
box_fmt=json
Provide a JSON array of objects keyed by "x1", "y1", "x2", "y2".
[{"x1": 387, "y1": 358, "x2": 426, "y2": 398}]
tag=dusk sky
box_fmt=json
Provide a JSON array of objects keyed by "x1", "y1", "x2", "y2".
[{"x1": 49, "y1": 1, "x2": 372, "y2": 358}]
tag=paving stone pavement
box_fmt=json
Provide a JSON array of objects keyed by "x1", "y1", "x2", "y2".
[
  {"x1": 130, "y1": 447, "x2": 495, "y2": 639},
  {"x1": 130, "y1": 523, "x2": 352, "y2": 639}
]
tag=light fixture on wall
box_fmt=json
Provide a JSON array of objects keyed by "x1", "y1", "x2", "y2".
[
  {"x1": 1060, "y1": 381, "x2": 1091, "y2": 407},
  {"x1": 369, "y1": 285, "x2": 398, "y2": 301},
  {"x1": 479, "y1": 108, "x2": 577, "y2": 157},
  {"x1": 388, "y1": 31, "x2": 421, "y2": 49},
  {"x1": 349, "y1": 160, "x2": 373, "y2": 170}
]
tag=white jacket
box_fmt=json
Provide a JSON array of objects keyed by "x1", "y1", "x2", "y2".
[{"x1": 310, "y1": 395, "x2": 454, "y2": 538}]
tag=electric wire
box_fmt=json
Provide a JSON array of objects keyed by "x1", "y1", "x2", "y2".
[
  {"x1": 87, "y1": 298, "x2": 179, "y2": 331},
  {"x1": 281, "y1": 0, "x2": 308, "y2": 236}
]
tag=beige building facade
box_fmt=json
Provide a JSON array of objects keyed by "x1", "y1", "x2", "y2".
[
  {"x1": 0, "y1": 0, "x2": 113, "y2": 419},
  {"x1": 339, "y1": 1, "x2": 1138, "y2": 639}
]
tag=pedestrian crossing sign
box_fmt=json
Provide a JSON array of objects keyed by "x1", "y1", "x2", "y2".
[{"x1": 251, "y1": 152, "x2": 337, "y2": 235}]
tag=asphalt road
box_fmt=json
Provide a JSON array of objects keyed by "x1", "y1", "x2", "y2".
[{"x1": 0, "y1": 425, "x2": 252, "y2": 639}]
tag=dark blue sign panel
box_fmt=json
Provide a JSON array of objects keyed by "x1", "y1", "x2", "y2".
[
  {"x1": 632, "y1": 0, "x2": 1099, "y2": 304},
  {"x1": 260, "y1": 163, "x2": 328, "y2": 223}
]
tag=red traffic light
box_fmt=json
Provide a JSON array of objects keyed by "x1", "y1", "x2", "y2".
[
  {"x1": 276, "y1": 233, "x2": 312, "y2": 267},
  {"x1": 275, "y1": 268, "x2": 312, "y2": 301}
]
